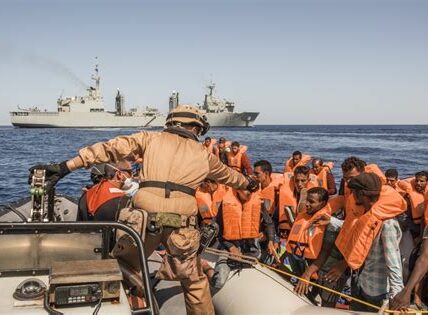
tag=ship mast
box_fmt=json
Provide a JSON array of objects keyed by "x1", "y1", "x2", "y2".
[{"x1": 90, "y1": 58, "x2": 101, "y2": 98}]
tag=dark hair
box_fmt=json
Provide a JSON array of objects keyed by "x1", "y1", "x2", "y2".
[
  {"x1": 292, "y1": 150, "x2": 302, "y2": 158},
  {"x1": 415, "y1": 171, "x2": 428, "y2": 180},
  {"x1": 341, "y1": 156, "x2": 366, "y2": 173},
  {"x1": 312, "y1": 158, "x2": 323, "y2": 167},
  {"x1": 385, "y1": 169, "x2": 399, "y2": 178},
  {"x1": 218, "y1": 137, "x2": 226, "y2": 143},
  {"x1": 294, "y1": 165, "x2": 310, "y2": 176},
  {"x1": 254, "y1": 160, "x2": 272, "y2": 174},
  {"x1": 204, "y1": 136, "x2": 211, "y2": 141},
  {"x1": 307, "y1": 187, "x2": 329, "y2": 203},
  {"x1": 231, "y1": 141, "x2": 240, "y2": 147}
]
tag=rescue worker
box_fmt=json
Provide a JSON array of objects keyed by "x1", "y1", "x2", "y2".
[
  {"x1": 29, "y1": 105, "x2": 258, "y2": 315},
  {"x1": 284, "y1": 150, "x2": 311, "y2": 173},
  {"x1": 334, "y1": 173, "x2": 406, "y2": 312},
  {"x1": 291, "y1": 187, "x2": 346, "y2": 307},
  {"x1": 202, "y1": 136, "x2": 218, "y2": 156},
  {"x1": 278, "y1": 166, "x2": 318, "y2": 236},
  {"x1": 310, "y1": 158, "x2": 337, "y2": 195},
  {"x1": 226, "y1": 141, "x2": 252, "y2": 175},
  {"x1": 78, "y1": 161, "x2": 132, "y2": 221}
]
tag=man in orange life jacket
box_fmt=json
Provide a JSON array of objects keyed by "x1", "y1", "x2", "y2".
[
  {"x1": 385, "y1": 169, "x2": 400, "y2": 191},
  {"x1": 211, "y1": 185, "x2": 276, "y2": 289},
  {"x1": 291, "y1": 187, "x2": 347, "y2": 307},
  {"x1": 217, "y1": 137, "x2": 229, "y2": 165},
  {"x1": 78, "y1": 161, "x2": 132, "y2": 221},
  {"x1": 335, "y1": 173, "x2": 405, "y2": 312},
  {"x1": 283, "y1": 150, "x2": 311, "y2": 173},
  {"x1": 403, "y1": 171, "x2": 428, "y2": 240},
  {"x1": 278, "y1": 166, "x2": 318, "y2": 236},
  {"x1": 253, "y1": 160, "x2": 284, "y2": 262},
  {"x1": 202, "y1": 136, "x2": 219, "y2": 156},
  {"x1": 196, "y1": 178, "x2": 226, "y2": 225},
  {"x1": 310, "y1": 158, "x2": 337, "y2": 195},
  {"x1": 226, "y1": 141, "x2": 252, "y2": 175}
]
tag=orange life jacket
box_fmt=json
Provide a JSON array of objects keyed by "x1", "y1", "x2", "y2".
[
  {"x1": 335, "y1": 185, "x2": 406, "y2": 270},
  {"x1": 86, "y1": 180, "x2": 126, "y2": 215},
  {"x1": 424, "y1": 195, "x2": 428, "y2": 227},
  {"x1": 226, "y1": 145, "x2": 248, "y2": 172},
  {"x1": 202, "y1": 139, "x2": 217, "y2": 154},
  {"x1": 310, "y1": 162, "x2": 334, "y2": 190},
  {"x1": 196, "y1": 184, "x2": 227, "y2": 224},
  {"x1": 403, "y1": 178, "x2": 428, "y2": 225},
  {"x1": 259, "y1": 173, "x2": 284, "y2": 215},
  {"x1": 222, "y1": 188, "x2": 261, "y2": 241},
  {"x1": 278, "y1": 172, "x2": 318, "y2": 231},
  {"x1": 286, "y1": 204, "x2": 331, "y2": 260},
  {"x1": 284, "y1": 154, "x2": 311, "y2": 173}
]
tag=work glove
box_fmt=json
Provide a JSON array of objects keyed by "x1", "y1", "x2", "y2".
[
  {"x1": 28, "y1": 161, "x2": 71, "y2": 191},
  {"x1": 246, "y1": 176, "x2": 260, "y2": 193}
]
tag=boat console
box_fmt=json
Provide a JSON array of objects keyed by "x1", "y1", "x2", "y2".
[{"x1": 0, "y1": 169, "x2": 155, "y2": 314}]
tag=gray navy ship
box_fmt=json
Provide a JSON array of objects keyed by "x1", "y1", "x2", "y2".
[
  {"x1": 149, "y1": 83, "x2": 259, "y2": 127},
  {"x1": 10, "y1": 64, "x2": 161, "y2": 128},
  {"x1": 10, "y1": 64, "x2": 259, "y2": 128}
]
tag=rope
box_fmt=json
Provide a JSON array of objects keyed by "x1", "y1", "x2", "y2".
[{"x1": 206, "y1": 247, "x2": 426, "y2": 314}]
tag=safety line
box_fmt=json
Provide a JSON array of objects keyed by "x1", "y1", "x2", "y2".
[{"x1": 205, "y1": 247, "x2": 426, "y2": 314}]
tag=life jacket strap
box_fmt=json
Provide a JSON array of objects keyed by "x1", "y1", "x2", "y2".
[{"x1": 139, "y1": 181, "x2": 196, "y2": 198}]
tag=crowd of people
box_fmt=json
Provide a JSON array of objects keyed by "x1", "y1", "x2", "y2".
[
  {"x1": 199, "y1": 136, "x2": 428, "y2": 312},
  {"x1": 30, "y1": 105, "x2": 428, "y2": 314}
]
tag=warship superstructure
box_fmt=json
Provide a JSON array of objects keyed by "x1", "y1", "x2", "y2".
[
  {"x1": 149, "y1": 83, "x2": 259, "y2": 127},
  {"x1": 10, "y1": 64, "x2": 161, "y2": 128}
]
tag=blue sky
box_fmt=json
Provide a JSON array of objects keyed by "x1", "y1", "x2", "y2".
[{"x1": 1, "y1": 0, "x2": 427, "y2": 125}]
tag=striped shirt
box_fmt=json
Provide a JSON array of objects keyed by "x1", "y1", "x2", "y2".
[{"x1": 358, "y1": 219, "x2": 404, "y2": 298}]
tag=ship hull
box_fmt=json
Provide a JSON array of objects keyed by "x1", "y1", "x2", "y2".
[
  {"x1": 10, "y1": 111, "x2": 157, "y2": 128},
  {"x1": 150, "y1": 111, "x2": 259, "y2": 127}
]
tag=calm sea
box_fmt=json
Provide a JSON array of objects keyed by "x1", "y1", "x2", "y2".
[{"x1": 1, "y1": 125, "x2": 427, "y2": 203}]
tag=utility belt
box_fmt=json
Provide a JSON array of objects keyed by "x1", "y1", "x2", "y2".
[
  {"x1": 146, "y1": 212, "x2": 197, "y2": 233},
  {"x1": 139, "y1": 180, "x2": 196, "y2": 198}
]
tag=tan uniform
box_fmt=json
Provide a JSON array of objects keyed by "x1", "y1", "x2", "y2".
[{"x1": 71, "y1": 130, "x2": 248, "y2": 314}]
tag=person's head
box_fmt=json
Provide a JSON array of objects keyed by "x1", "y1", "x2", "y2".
[
  {"x1": 306, "y1": 187, "x2": 329, "y2": 215},
  {"x1": 105, "y1": 161, "x2": 133, "y2": 188},
  {"x1": 254, "y1": 160, "x2": 272, "y2": 187},
  {"x1": 200, "y1": 178, "x2": 218, "y2": 194},
  {"x1": 231, "y1": 141, "x2": 240, "y2": 154},
  {"x1": 203, "y1": 137, "x2": 212, "y2": 146},
  {"x1": 291, "y1": 150, "x2": 302, "y2": 166},
  {"x1": 165, "y1": 105, "x2": 210, "y2": 136},
  {"x1": 311, "y1": 158, "x2": 324, "y2": 175},
  {"x1": 218, "y1": 137, "x2": 226, "y2": 149},
  {"x1": 348, "y1": 172, "x2": 382, "y2": 211},
  {"x1": 341, "y1": 156, "x2": 367, "y2": 183},
  {"x1": 294, "y1": 166, "x2": 310, "y2": 192},
  {"x1": 90, "y1": 163, "x2": 106, "y2": 184},
  {"x1": 385, "y1": 169, "x2": 399, "y2": 188},
  {"x1": 414, "y1": 171, "x2": 428, "y2": 193}
]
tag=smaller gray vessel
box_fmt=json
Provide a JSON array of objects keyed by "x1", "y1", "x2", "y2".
[{"x1": 149, "y1": 83, "x2": 259, "y2": 127}]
